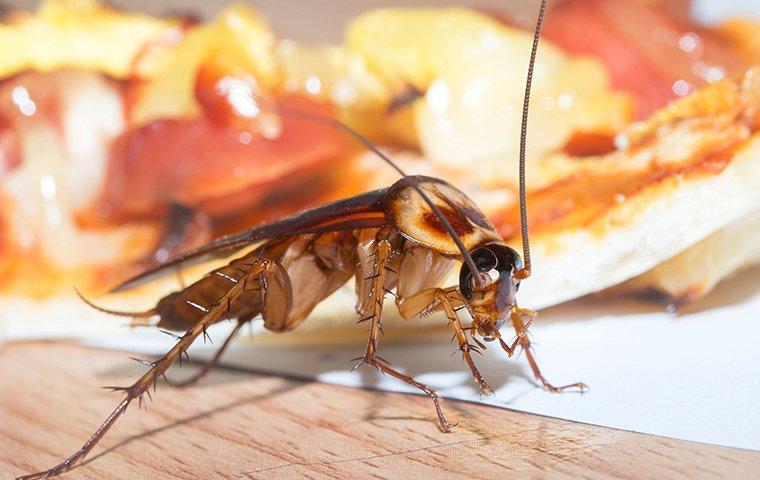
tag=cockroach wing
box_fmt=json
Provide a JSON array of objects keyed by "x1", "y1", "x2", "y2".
[
  {"x1": 111, "y1": 189, "x2": 389, "y2": 293},
  {"x1": 267, "y1": 234, "x2": 355, "y2": 331},
  {"x1": 384, "y1": 176, "x2": 502, "y2": 256}
]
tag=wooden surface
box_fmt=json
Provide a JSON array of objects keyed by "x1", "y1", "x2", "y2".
[{"x1": 2, "y1": 342, "x2": 758, "y2": 479}]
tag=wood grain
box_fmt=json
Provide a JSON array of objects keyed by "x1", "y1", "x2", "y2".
[{"x1": 1, "y1": 341, "x2": 758, "y2": 479}]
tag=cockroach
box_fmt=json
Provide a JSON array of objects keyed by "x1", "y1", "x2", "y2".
[{"x1": 19, "y1": 1, "x2": 586, "y2": 478}]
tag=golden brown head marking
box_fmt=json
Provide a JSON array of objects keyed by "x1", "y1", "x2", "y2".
[
  {"x1": 421, "y1": 206, "x2": 475, "y2": 237},
  {"x1": 385, "y1": 177, "x2": 502, "y2": 256}
]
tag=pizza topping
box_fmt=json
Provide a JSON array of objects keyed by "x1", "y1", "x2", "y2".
[
  {"x1": 98, "y1": 93, "x2": 349, "y2": 221},
  {"x1": 0, "y1": 0, "x2": 758, "y2": 306},
  {"x1": 345, "y1": 8, "x2": 633, "y2": 188},
  {"x1": 541, "y1": 0, "x2": 751, "y2": 119},
  {"x1": 0, "y1": 0, "x2": 174, "y2": 79}
]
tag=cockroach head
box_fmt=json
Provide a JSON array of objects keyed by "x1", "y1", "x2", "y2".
[{"x1": 458, "y1": 244, "x2": 523, "y2": 338}]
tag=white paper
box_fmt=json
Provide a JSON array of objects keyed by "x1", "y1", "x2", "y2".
[{"x1": 82, "y1": 266, "x2": 760, "y2": 451}]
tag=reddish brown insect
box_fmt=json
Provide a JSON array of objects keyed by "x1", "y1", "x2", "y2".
[{"x1": 19, "y1": 1, "x2": 585, "y2": 478}]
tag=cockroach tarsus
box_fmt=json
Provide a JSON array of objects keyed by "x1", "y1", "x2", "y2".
[{"x1": 19, "y1": 1, "x2": 586, "y2": 478}]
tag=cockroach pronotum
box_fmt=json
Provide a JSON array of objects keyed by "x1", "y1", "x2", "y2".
[{"x1": 20, "y1": 1, "x2": 586, "y2": 478}]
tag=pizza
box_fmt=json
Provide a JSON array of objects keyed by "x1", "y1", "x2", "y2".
[{"x1": 0, "y1": 0, "x2": 758, "y2": 339}]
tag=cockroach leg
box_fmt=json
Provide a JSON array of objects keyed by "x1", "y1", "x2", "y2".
[
  {"x1": 169, "y1": 318, "x2": 247, "y2": 388},
  {"x1": 438, "y1": 290, "x2": 493, "y2": 395},
  {"x1": 366, "y1": 357, "x2": 454, "y2": 433},
  {"x1": 497, "y1": 307, "x2": 537, "y2": 357},
  {"x1": 510, "y1": 307, "x2": 588, "y2": 394},
  {"x1": 356, "y1": 237, "x2": 453, "y2": 432},
  {"x1": 358, "y1": 234, "x2": 393, "y2": 363},
  {"x1": 18, "y1": 268, "x2": 263, "y2": 480}
]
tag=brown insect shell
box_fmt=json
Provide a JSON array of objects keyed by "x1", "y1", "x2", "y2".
[{"x1": 383, "y1": 176, "x2": 503, "y2": 257}]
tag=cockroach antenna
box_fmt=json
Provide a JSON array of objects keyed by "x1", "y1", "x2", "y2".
[
  {"x1": 514, "y1": 0, "x2": 547, "y2": 280},
  {"x1": 269, "y1": 102, "x2": 488, "y2": 288},
  {"x1": 269, "y1": 0, "x2": 547, "y2": 285}
]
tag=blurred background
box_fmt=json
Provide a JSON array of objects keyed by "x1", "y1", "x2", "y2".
[
  {"x1": 1, "y1": 0, "x2": 758, "y2": 326},
  {"x1": 5, "y1": 1, "x2": 760, "y2": 41},
  {"x1": 2, "y1": 1, "x2": 759, "y2": 36}
]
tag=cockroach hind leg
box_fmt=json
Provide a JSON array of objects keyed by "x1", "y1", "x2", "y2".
[
  {"x1": 19, "y1": 267, "x2": 261, "y2": 479},
  {"x1": 171, "y1": 320, "x2": 246, "y2": 389}
]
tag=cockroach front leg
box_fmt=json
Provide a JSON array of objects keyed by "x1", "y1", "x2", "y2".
[
  {"x1": 510, "y1": 306, "x2": 588, "y2": 394},
  {"x1": 18, "y1": 266, "x2": 266, "y2": 480},
  {"x1": 496, "y1": 306, "x2": 536, "y2": 357},
  {"x1": 436, "y1": 290, "x2": 493, "y2": 396},
  {"x1": 355, "y1": 235, "x2": 453, "y2": 432}
]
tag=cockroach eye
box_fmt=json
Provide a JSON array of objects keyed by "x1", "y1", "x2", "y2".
[
  {"x1": 486, "y1": 269, "x2": 500, "y2": 282},
  {"x1": 458, "y1": 244, "x2": 523, "y2": 299}
]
